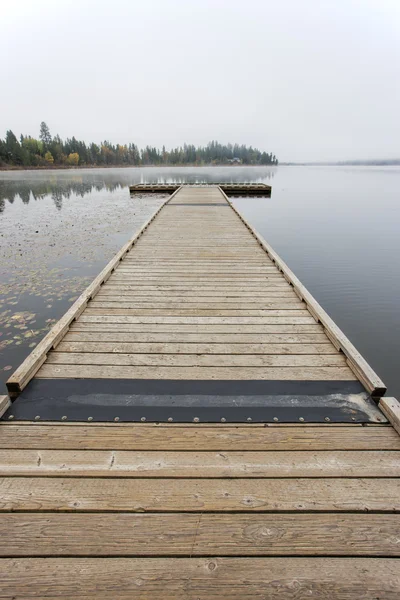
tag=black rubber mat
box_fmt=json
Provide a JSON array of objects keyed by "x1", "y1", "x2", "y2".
[{"x1": 2, "y1": 379, "x2": 385, "y2": 423}]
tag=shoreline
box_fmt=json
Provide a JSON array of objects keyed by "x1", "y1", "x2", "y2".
[{"x1": 0, "y1": 163, "x2": 278, "y2": 172}]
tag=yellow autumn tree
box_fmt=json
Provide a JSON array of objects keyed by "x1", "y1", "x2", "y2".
[
  {"x1": 44, "y1": 151, "x2": 54, "y2": 164},
  {"x1": 67, "y1": 152, "x2": 79, "y2": 166}
]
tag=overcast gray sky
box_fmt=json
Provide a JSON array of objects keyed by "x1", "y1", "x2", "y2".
[{"x1": 1, "y1": 0, "x2": 399, "y2": 162}]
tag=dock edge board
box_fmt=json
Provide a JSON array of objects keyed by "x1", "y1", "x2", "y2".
[{"x1": 379, "y1": 397, "x2": 400, "y2": 436}]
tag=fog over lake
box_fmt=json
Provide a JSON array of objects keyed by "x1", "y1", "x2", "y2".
[
  {"x1": 0, "y1": 166, "x2": 399, "y2": 397},
  {"x1": 2, "y1": 0, "x2": 400, "y2": 162}
]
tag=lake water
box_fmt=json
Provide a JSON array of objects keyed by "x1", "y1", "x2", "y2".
[{"x1": 0, "y1": 166, "x2": 399, "y2": 398}]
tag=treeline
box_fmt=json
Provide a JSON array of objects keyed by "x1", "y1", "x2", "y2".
[{"x1": 0, "y1": 122, "x2": 278, "y2": 168}]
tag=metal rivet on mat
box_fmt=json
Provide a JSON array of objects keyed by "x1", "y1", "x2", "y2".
[
  {"x1": 114, "y1": 417, "x2": 120, "y2": 422},
  {"x1": 221, "y1": 417, "x2": 226, "y2": 423},
  {"x1": 8, "y1": 415, "x2": 14, "y2": 420},
  {"x1": 247, "y1": 417, "x2": 252, "y2": 422},
  {"x1": 324, "y1": 417, "x2": 331, "y2": 422},
  {"x1": 299, "y1": 417, "x2": 305, "y2": 422},
  {"x1": 34, "y1": 416, "x2": 40, "y2": 421},
  {"x1": 141, "y1": 417, "x2": 146, "y2": 422},
  {"x1": 167, "y1": 417, "x2": 173, "y2": 422},
  {"x1": 273, "y1": 417, "x2": 279, "y2": 422},
  {"x1": 61, "y1": 416, "x2": 67, "y2": 421},
  {"x1": 193, "y1": 417, "x2": 199, "y2": 423},
  {"x1": 88, "y1": 416, "x2": 93, "y2": 422}
]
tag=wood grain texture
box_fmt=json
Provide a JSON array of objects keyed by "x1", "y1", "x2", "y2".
[
  {"x1": 68, "y1": 323, "x2": 324, "y2": 333},
  {"x1": 0, "y1": 557, "x2": 399, "y2": 599},
  {"x1": 36, "y1": 364, "x2": 357, "y2": 380},
  {"x1": 77, "y1": 315, "x2": 315, "y2": 324},
  {"x1": 105, "y1": 281, "x2": 289, "y2": 288},
  {"x1": 55, "y1": 341, "x2": 336, "y2": 354},
  {"x1": 63, "y1": 331, "x2": 331, "y2": 344},
  {"x1": 380, "y1": 398, "x2": 400, "y2": 436},
  {"x1": 1, "y1": 513, "x2": 399, "y2": 556},
  {"x1": 83, "y1": 309, "x2": 309, "y2": 317},
  {"x1": 45, "y1": 352, "x2": 346, "y2": 367},
  {"x1": 0, "y1": 396, "x2": 11, "y2": 419},
  {"x1": 89, "y1": 300, "x2": 303, "y2": 309},
  {"x1": 95, "y1": 290, "x2": 297, "y2": 298},
  {"x1": 1, "y1": 424, "x2": 398, "y2": 450},
  {"x1": 0, "y1": 449, "x2": 398, "y2": 477},
  {"x1": 1, "y1": 477, "x2": 398, "y2": 511}
]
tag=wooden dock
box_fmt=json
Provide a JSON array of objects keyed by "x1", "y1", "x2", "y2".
[
  {"x1": 129, "y1": 182, "x2": 272, "y2": 196},
  {"x1": 1, "y1": 185, "x2": 399, "y2": 598}
]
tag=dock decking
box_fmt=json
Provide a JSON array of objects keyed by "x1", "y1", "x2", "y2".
[
  {"x1": 1, "y1": 185, "x2": 399, "y2": 598},
  {"x1": 129, "y1": 182, "x2": 272, "y2": 196}
]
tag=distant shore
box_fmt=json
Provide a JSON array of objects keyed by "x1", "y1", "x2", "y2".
[
  {"x1": 0, "y1": 163, "x2": 278, "y2": 172},
  {"x1": 281, "y1": 161, "x2": 400, "y2": 167},
  {"x1": 2, "y1": 162, "x2": 399, "y2": 172}
]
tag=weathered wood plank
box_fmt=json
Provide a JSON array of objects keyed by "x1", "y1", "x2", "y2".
[
  {"x1": 129, "y1": 251, "x2": 264, "y2": 256},
  {"x1": 95, "y1": 290, "x2": 297, "y2": 298},
  {"x1": 4, "y1": 557, "x2": 398, "y2": 599},
  {"x1": 69, "y1": 323, "x2": 324, "y2": 333},
  {"x1": 124, "y1": 253, "x2": 266, "y2": 257},
  {"x1": 89, "y1": 301, "x2": 303, "y2": 310},
  {"x1": 63, "y1": 331, "x2": 331, "y2": 344},
  {"x1": 35, "y1": 364, "x2": 357, "y2": 380},
  {"x1": 119, "y1": 260, "x2": 275, "y2": 266},
  {"x1": 93, "y1": 298, "x2": 301, "y2": 306},
  {"x1": 105, "y1": 279, "x2": 288, "y2": 284},
  {"x1": 102, "y1": 283, "x2": 290, "y2": 290},
  {"x1": 108, "y1": 279, "x2": 286, "y2": 286},
  {"x1": 1, "y1": 424, "x2": 398, "y2": 450},
  {"x1": 0, "y1": 396, "x2": 11, "y2": 419},
  {"x1": 133, "y1": 245, "x2": 261, "y2": 249},
  {"x1": 118, "y1": 264, "x2": 277, "y2": 270},
  {"x1": 0, "y1": 477, "x2": 398, "y2": 511},
  {"x1": 77, "y1": 315, "x2": 316, "y2": 324},
  {"x1": 379, "y1": 398, "x2": 400, "y2": 436},
  {"x1": 1, "y1": 450, "x2": 398, "y2": 477},
  {"x1": 91, "y1": 299, "x2": 302, "y2": 307},
  {"x1": 55, "y1": 341, "x2": 336, "y2": 354},
  {"x1": 83, "y1": 309, "x2": 311, "y2": 317},
  {"x1": 45, "y1": 352, "x2": 346, "y2": 367},
  {"x1": 136, "y1": 237, "x2": 255, "y2": 240},
  {"x1": 115, "y1": 267, "x2": 278, "y2": 273},
  {"x1": 106, "y1": 279, "x2": 287, "y2": 286},
  {"x1": 1, "y1": 513, "x2": 399, "y2": 557},
  {"x1": 109, "y1": 276, "x2": 285, "y2": 283}
]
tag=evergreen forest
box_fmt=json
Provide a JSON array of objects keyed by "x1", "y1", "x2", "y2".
[{"x1": 0, "y1": 122, "x2": 278, "y2": 168}]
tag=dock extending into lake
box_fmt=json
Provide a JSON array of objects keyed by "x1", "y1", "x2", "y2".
[
  {"x1": 129, "y1": 181, "x2": 272, "y2": 196},
  {"x1": 1, "y1": 184, "x2": 399, "y2": 598}
]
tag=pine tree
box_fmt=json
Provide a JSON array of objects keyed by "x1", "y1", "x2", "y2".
[{"x1": 39, "y1": 121, "x2": 52, "y2": 148}]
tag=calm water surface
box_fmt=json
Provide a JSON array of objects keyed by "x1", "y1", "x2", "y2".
[{"x1": 0, "y1": 166, "x2": 399, "y2": 397}]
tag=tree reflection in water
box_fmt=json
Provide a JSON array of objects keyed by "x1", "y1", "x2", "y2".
[{"x1": 0, "y1": 166, "x2": 275, "y2": 212}]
